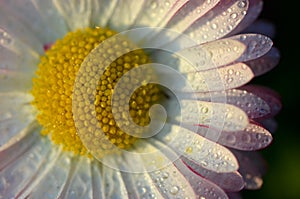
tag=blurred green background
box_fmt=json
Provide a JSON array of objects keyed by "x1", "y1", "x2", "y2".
[{"x1": 243, "y1": 0, "x2": 300, "y2": 198}]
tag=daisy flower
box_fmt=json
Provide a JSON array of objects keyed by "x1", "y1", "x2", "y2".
[{"x1": 0, "y1": 0, "x2": 281, "y2": 198}]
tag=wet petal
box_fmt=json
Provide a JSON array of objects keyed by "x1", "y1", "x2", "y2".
[
  {"x1": 246, "y1": 47, "x2": 280, "y2": 76},
  {"x1": 0, "y1": 93, "x2": 35, "y2": 146},
  {"x1": 156, "y1": 124, "x2": 239, "y2": 173},
  {"x1": 230, "y1": 0, "x2": 263, "y2": 35},
  {"x1": 90, "y1": 0, "x2": 118, "y2": 27},
  {"x1": 184, "y1": 0, "x2": 249, "y2": 45},
  {"x1": 0, "y1": 132, "x2": 51, "y2": 199},
  {"x1": 21, "y1": 151, "x2": 72, "y2": 198},
  {"x1": 177, "y1": 100, "x2": 249, "y2": 131},
  {"x1": 182, "y1": 157, "x2": 244, "y2": 192},
  {"x1": 102, "y1": 161, "x2": 129, "y2": 199},
  {"x1": 108, "y1": 0, "x2": 145, "y2": 31},
  {"x1": 179, "y1": 63, "x2": 254, "y2": 92},
  {"x1": 91, "y1": 163, "x2": 105, "y2": 199},
  {"x1": 217, "y1": 123, "x2": 273, "y2": 151},
  {"x1": 132, "y1": 0, "x2": 188, "y2": 28},
  {"x1": 53, "y1": 0, "x2": 92, "y2": 30}
]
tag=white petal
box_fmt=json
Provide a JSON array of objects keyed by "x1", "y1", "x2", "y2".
[
  {"x1": 156, "y1": 124, "x2": 239, "y2": 172},
  {"x1": 0, "y1": 27, "x2": 40, "y2": 56},
  {"x1": 22, "y1": 151, "x2": 72, "y2": 198},
  {"x1": 91, "y1": 162, "x2": 105, "y2": 199},
  {"x1": 90, "y1": 0, "x2": 118, "y2": 27},
  {"x1": 184, "y1": 0, "x2": 249, "y2": 45},
  {"x1": 182, "y1": 88, "x2": 271, "y2": 119},
  {"x1": 142, "y1": 140, "x2": 197, "y2": 198},
  {"x1": 176, "y1": 37, "x2": 247, "y2": 71},
  {"x1": 102, "y1": 161, "x2": 129, "y2": 199},
  {"x1": 132, "y1": 0, "x2": 188, "y2": 28},
  {"x1": 0, "y1": 122, "x2": 39, "y2": 169},
  {"x1": 0, "y1": 93, "x2": 35, "y2": 146},
  {"x1": 177, "y1": 100, "x2": 249, "y2": 132},
  {"x1": 217, "y1": 123, "x2": 273, "y2": 151},
  {"x1": 0, "y1": 0, "x2": 66, "y2": 44},
  {"x1": 31, "y1": 0, "x2": 69, "y2": 41},
  {"x1": 108, "y1": 0, "x2": 146, "y2": 32},
  {"x1": 60, "y1": 157, "x2": 93, "y2": 199},
  {"x1": 118, "y1": 155, "x2": 164, "y2": 199},
  {"x1": 246, "y1": 47, "x2": 280, "y2": 76},
  {"x1": 0, "y1": 48, "x2": 38, "y2": 92},
  {"x1": 157, "y1": 143, "x2": 229, "y2": 199},
  {"x1": 179, "y1": 63, "x2": 254, "y2": 92},
  {"x1": 0, "y1": 11, "x2": 43, "y2": 53},
  {"x1": 167, "y1": 0, "x2": 220, "y2": 33},
  {"x1": 53, "y1": 0, "x2": 92, "y2": 30},
  {"x1": 0, "y1": 133, "x2": 51, "y2": 199}
]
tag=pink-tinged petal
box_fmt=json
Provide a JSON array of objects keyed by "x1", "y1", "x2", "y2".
[
  {"x1": 91, "y1": 163, "x2": 105, "y2": 199},
  {"x1": 231, "y1": 34, "x2": 273, "y2": 62},
  {"x1": 108, "y1": 0, "x2": 145, "y2": 32},
  {"x1": 182, "y1": 157, "x2": 244, "y2": 192},
  {"x1": 177, "y1": 100, "x2": 249, "y2": 131},
  {"x1": 0, "y1": 133, "x2": 51, "y2": 199},
  {"x1": 157, "y1": 124, "x2": 239, "y2": 173},
  {"x1": 52, "y1": 0, "x2": 92, "y2": 30},
  {"x1": 102, "y1": 162, "x2": 129, "y2": 199},
  {"x1": 132, "y1": 0, "x2": 188, "y2": 28},
  {"x1": 167, "y1": 0, "x2": 220, "y2": 32},
  {"x1": 217, "y1": 122, "x2": 273, "y2": 151},
  {"x1": 176, "y1": 34, "x2": 272, "y2": 72},
  {"x1": 246, "y1": 47, "x2": 280, "y2": 76},
  {"x1": 174, "y1": 159, "x2": 229, "y2": 199},
  {"x1": 187, "y1": 89, "x2": 271, "y2": 119},
  {"x1": 232, "y1": 150, "x2": 266, "y2": 190},
  {"x1": 141, "y1": 140, "x2": 197, "y2": 198},
  {"x1": 184, "y1": 0, "x2": 249, "y2": 45},
  {"x1": 176, "y1": 38, "x2": 247, "y2": 71},
  {"x1": 152, "y1": 140, "x2": 229, "y2": 198},
  {"x1": 20, "y1": 151, "x2": 71, "y2": 198},
  {"x1": 180, "y1": 63, "x2": 253, "y2": 92},
  {"x1": 59, "y1": 157, "x2": 93, "y2": 199},
  {"x1": 230, "y1": 0, "x2": 263, "y2": 35},
  {"x1": 91, "y1": 0, "x2": 118, "y2": 27},
  {"x1": 0, "y1": 93, "x2": 35, "y2": 145},
  {"x1": 242, "y1": 85, "x2": 282, "y2": 118},
  {"x1": 183, "y1": 121, "x2": 272, "y2": 151}
]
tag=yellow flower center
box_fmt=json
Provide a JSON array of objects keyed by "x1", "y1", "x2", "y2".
[{"x1": 31, "y1": 27, "x2": 160, "y2": 157}]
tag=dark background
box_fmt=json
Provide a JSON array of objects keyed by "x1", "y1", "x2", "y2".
[{"x1": 243, "y1": 0, "x2": 300, "y2": 198}]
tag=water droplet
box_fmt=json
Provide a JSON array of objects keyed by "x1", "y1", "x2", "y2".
[
  {"x1": 238, "y1": 0, "x2": 247, "y2": 8},
  {"x1": 228, "y1": 69, "x2": 234, "y2": 75},
  {"x1": 170, "y1": 186, "x2": 179, "y2": 195},
  {"x1": 226, "y1": 134, "x2": 236, "y2": 144},
  {"x1": 151, "y1": 1, "x2": 158, "y2": 9},
  {"x1": 211, "y1": 23, "x2": 218, "y2": 29},
  {"x1": 138, "y1": 187, "x2": 147, "y2": 195},
  {"x1": 201, "y1": 106, "x2": 209, "y2": 113},
  {"x1": 230, "y1": 13, "x2": 238, "y2": 19},
  {"x1": 162, "y1": 172, "x2": 169, "y2": 179}
]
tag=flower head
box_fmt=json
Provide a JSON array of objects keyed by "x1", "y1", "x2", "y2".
[{"x1": 0, "y1": 0, "x2": 280, "y2": 198}]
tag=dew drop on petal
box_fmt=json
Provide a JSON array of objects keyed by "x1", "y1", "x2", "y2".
[{"x1": 170, "y1": 186, "x2": 180, "y2": 195}]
